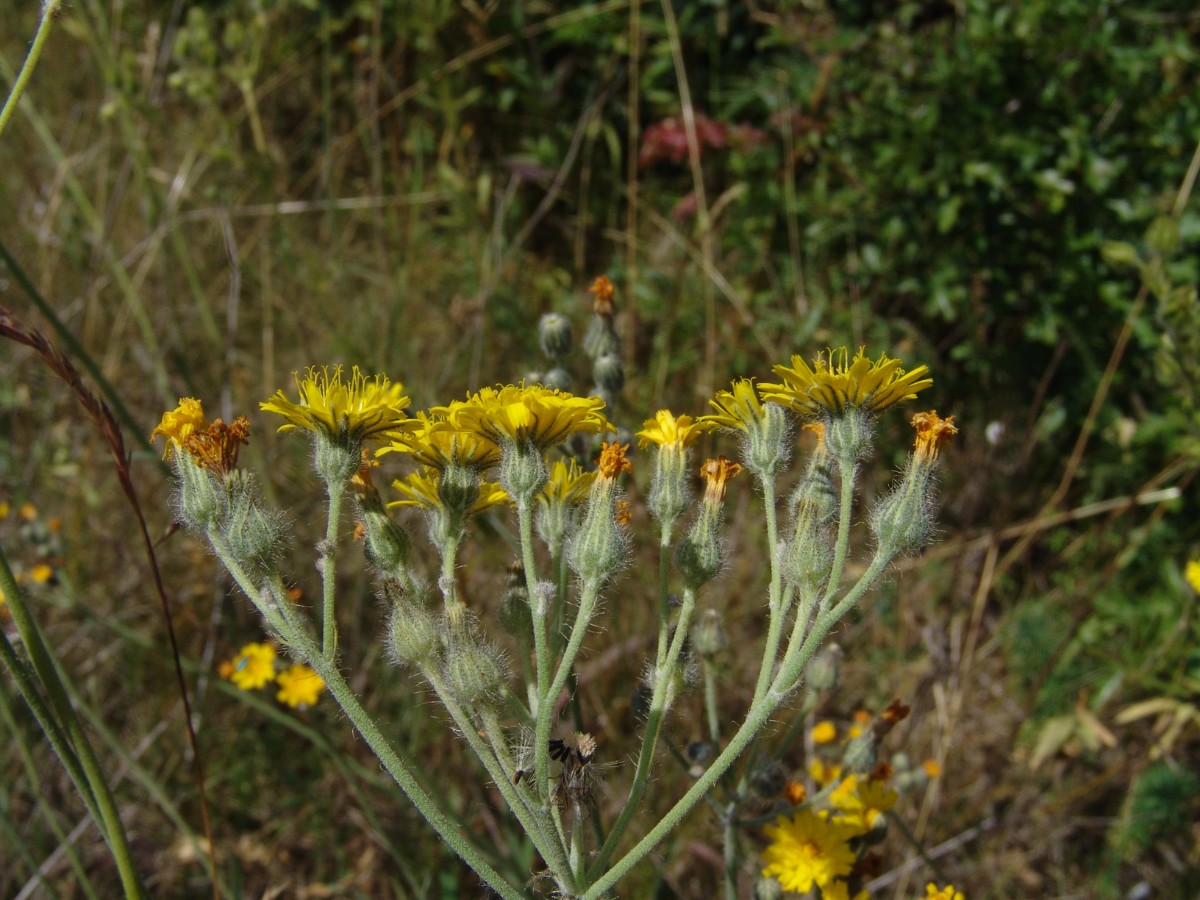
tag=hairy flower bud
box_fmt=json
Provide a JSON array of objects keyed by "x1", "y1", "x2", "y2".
[
  {"x1": 541, "y1": 366, "x2": 573, "y2": 392},
  {"x1": 593, "y1": 352, "x2": 625, "y2": 396},
  {"x1": 174, "y1": 452, "x2": 227, "y2": 530},
  {"x1": 568, "y1": 443, "x2": 631, "y2": 583},
  {"x1": 646, "y1": 444, "x2": 690, "y2": 531},
  {"x1": 692, "y1": 609, "x2": 728, "y2": 658},
  {"x1": 583, "y1": 315, "x2": 620, "y2": 359},
  {"x1": 823, "y1": 406, "x2": 873, "y2": 465},
  {"x1": 872, "y1": 411, "x2": 957, "y2": 559},
  {"x1": 744, "y1": 402, "x2": 791, "y2": 478},
  {"x1": 359, "y1": 502, "x2": 411, "y2": 574},
  {"x1": 499, "y1": 562, "x2": 533, "y2": 650},
  {"x1": 806, "y1": 643, "x2": 843, "y2": 694},
  {"x1": 842, "y1": 730, "x2": 878, "y2": 775},
  {"x1": 386, "y1": 598, "x2": 443, "y2": 668},
  {"x1": 499, "y1": 441, "x2": 549, "y2": 505},
  {"x1": 222, "y1": 474, "x2": 283, "y2": 570},
  {"x1": 445, "y1": 637, "x2": 508, "y2": 709},
  {"x1": 538, "y1": 312, "x2": 573, "y2": 360}
]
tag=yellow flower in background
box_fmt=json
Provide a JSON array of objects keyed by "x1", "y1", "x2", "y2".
[
  {"x1": 923, "y1": 759, "x2": 942, "y2": 778},
  {"x1": 378, "y1": 410, "x2": 502, "y2": 471},
  {"x1": 20, "y1": 503, "x2": 38, "y2": 521},
  {"x1": 150, "y1": 398, "x2": 207, "y2": 457},
  {"x1": 440, "y1": 384, "x2": 611, "y2": 451},
  {"x1": 761, "y1": 347, "x2": 933, "y2": 418},
  {"x1": 261, "y1": 366, "x2": 413, "y2": 443},
  {"x1": 540, "y1": 458, "x2": 596, "y2": 507},
  {"x1": 809, "y1": 759, "x2": 842, "y2": 787},
  {"x1": 389, "y1": 469, "x2": 509, "y2": 517},
  {"x1": 636, "y1": 409, "x2": 714, "y2": 448},
  {"x1": 1185, "y1": 559, "x2": 1200, "y2": 594},
  {"x1": 699, "y1": 379, "x2": 770, "y2": 432},
  {"x1": 811, "y1": 720, "x2": 837, "y2": 744},
  {"x1": 761, "y1": 808, "x2": 857, "y2": 892},
  {"x1": 823, "y1": 881, "x2": 869, "y2": 900},
  {"x1": 276, "y1": 664, "x2": 325, "y2": 708},
  {"x1": 924, "y1": 884, "x2": 965, "y2": 900},
  {"x1": 223, "y1": 643, "x2": 277, "y2": 690},
  {"x1": 828, "y1": 774, "x2": 898, "y2": 835},
  {"x1": 0, "y1": 500, "x2": 10, "y2": 519},
  {"x1": 29, "y1": 564, "x2": 54, "y2": 584}
]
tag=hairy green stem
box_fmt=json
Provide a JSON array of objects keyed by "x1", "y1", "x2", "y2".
[
  {"x1": 0, "y1": 0, "x2": 63, "y2": 141},
  {"x1": 722, "y1": 802, "x2": 738, "y2": 900},
  {"x1": 821, "y1": 456, "x2": 858, "y2": 607},
  {"x1": 319, "y1": 477, "x2": 344, "y2": 660},
  {"x1": 587, "y1": 585, "x2": 697, "y2": 880},
  {"x1": 703, "y1": 659, "x2": 721, "y2": 745},
  {"x1": 518, "y1": 499, "x2": 555, "y2": 802},
  {"x1": 209, "y1": 538, "x2": 522, "y2": 899},
  {"x1": 655, "y1": 529, "x2": 671, "y2": 667}
]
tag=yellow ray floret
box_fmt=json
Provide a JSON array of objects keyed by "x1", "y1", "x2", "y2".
[
  {"x1": 698, "y1": 379, "x2": 769, "y2": 432},
  {"x1": 539, "y1": 458, "x2": 597, "y2": 507},
  {"x1": 760, "y1": 347, "x2": 933, "y2": 417},
  {"x1": 261, "y1": 366, "x2": 413, "y2": 442},
  {"x1": 150, "y1": 398, "x2": 208, "y2": 457},
  {"x1": 437, "y1": 384, "x2": 612, "y2": 451},
  {"x1": 378, "y1": 410, "x2": 502, "y2": 471},
  {"x1": 275, "y1": 664, "x2": 325, "y2": 708},
  {"x1": 389, "y1": 468, "x2": 510, "y2": 516},
  {"x1": 636, "y1": 409, "x2": 715, "y2": 448}
]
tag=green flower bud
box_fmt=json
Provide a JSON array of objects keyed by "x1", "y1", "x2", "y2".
[
  {"x1": 749, "y1": 758, "x2": 786, "y2": 798},
  {"x1": 593, "y1": 352, "x2": 625, "y2": 396},
  {"x1": 823, "y1": 406, "x2": 874, "y2": 464},
  {"x1": 583, "y1": 314, "x2": 620, "y2": 359},
  {"x1": 538, "y1": 312, "x2": 573, "y2": 360},
  {"x1": 785, "y1": 510, "x2": 833, "y2": 595},
  {"x1": 842, "y1": 730, "x2": 877, "y2": 775},
  {"x1": 174, "y1": 452, "x2": 227, "y2": 530},
  {"x1": 871, "y1": 459, "x2": 935, "y2": 558},
  {"x1": 647, "y1": 445, "x2": 690, "y2": 530},
  {"x1": 499, "y1": 562, "x2": 533, "y2": 649},
  {"x1": 754, "y1": 877, "x2": 784, "y2": 900},
  {"x1": 692, "y1": 609, "x2": 727, "y2": 658},
  {"x1": 743, "y1": 402, "x2": 791, "y2": 478},
  {"x1": 806, "y1": 643, "x2": 843, "y2": 694},
  {"x1": 568, "y1": 443, "x2": 630, "y2": 583},
  {"x1": 223, "y1": 474, "x2": 284, "y2": 570},
  {"x1": 386, "y1": 598, "x2": 443, "y2": 668},
  {"x1": 359, "y1": 503, "x2": 411, "y2": 574},
  {"x1": 677, "y1": 510, "x2": 722, "y2": 589},
  {"x1": 313, "y1": 431, "x2": 363, "y2": 485},
  {"x1": 445, "y1": 637, "x2": 508, "y2": 708},
  {"x1": 499, "y1": 441, "x2": 548, "y2": 505},
  {"x1": 541, "y1": 366, "x2": 572, "y2": 392}
]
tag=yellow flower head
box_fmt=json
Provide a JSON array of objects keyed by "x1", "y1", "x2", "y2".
[
  {"x1": 597, "y1": 441, "x2": 633, "y2": 481},
  {"x1": 809, "y1": 759, "x2": 842, "y2": 787},
  {"x1": 29, "y1": 564, "x2": 54, "y2": 584},
  {"x1": 589, "y1": 274, "x2": 616, "y2": 315},
  {"x1": 540, "y1": 458, "x2": 597, "y2": 507},
  {"x1": 183, "y1": 416, "x2": 252, "y2": 475},
  {"x1": 761, "y1": 808, "x2": 858, "y2": 893},
  {"x1": 699, "y1": 379, "x2": 770, "y2": 432},
  {"x1": 439, "y1": 384, "x2": 612, "y2": 452},
  {"x1": 151, "y1": 398, "x2": 208, "y2": 457},
  {"x1": 389, "y1": 468, "x2": 509, "y2": 517},
  {"x1": 1184, "y1": 559, "x2": 1200, "y2": 594},
  {"x1": 224, "y1": 643, "x2": 277, "y2": 690},
  {"x1": 637, "y1": 409, "x2": 714, "y2": 449},
  {"x1": 761, "y1": 347, "x2": 933, "y2": 418},
  {"x1": 925, "y1": 884, "x2": 965, "y2": 900},
  {"x1": 275, "y1": 664, "x2": 325, "y2": 708},
  {"x1": 699, "y1": 456, "x2": 743, "y2": 505},
  {"x1": 811, "y1": 720, "x2": 838, "y2": 744},
  {"x1": 822, "y1": 882, "x2": 870, "y2": 900},
  {"x1": 260, "y1": 366, "x2": 413, "y2": 443},
  {"x1": 911, "y1": 410, "x2": 958, "y2": 462},
  {"x1": 828, "y1": 774, "x2": 899, "y2": 836},
  {"x1": 378, "y1": 410, "x2": 502, "y2": 472}
]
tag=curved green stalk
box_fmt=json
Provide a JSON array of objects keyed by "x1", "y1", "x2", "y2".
[
  {"x1": 0, "y1": 0, "x2": 64, "y2": 142},
  {"x1": 209, "y1": 538, "x2": 522, "y2": 900},
  {"x1": 821, "y1": 456, "x2": 858, "y2": 607},
  {"x1": 655, "y1": 530, "x2": 671, "y2": 667},
  {"x1": 517, "y1": 500, "x2": 550, "y2": 723}
]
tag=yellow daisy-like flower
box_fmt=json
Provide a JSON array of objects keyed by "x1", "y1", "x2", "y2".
[
  {"x1": 378, "y1": 409, "x2": 502, "y2": 471},
  {"x1": 811, "y1": 720, "x2": 838, "y2": 744},
  {"x1": 761, "y1": 347, "x2": 933, "y2": 418},
  {"x1": 29, "y1": 564, "x2": 54, "y2": 584},
  {"x1": 809, "y1": 759, "x2": 843, "y2": 787},
  {"x1": 540, "y1": 458, "x2": 597, "y2": 507},
  {"x1": 223, "y1": 643, "x2": 277, "y2": 691},
  {"x1": 151, "y1": 398, "x2": 208, "y2": 458},
  {"x1": 699, "y1": 379, "x2": 770, "y2": 432},
  {"x1": 828, "y1": 774, "x2": 899, "y2": 835},
  {"x1": 1185, "y1": 559, "x2": 1200, "y2": 594},
  {"x1": 761, "y1": 808, "x2": 858, "y2": 892},
  {"x1": 260, "y1": 366, "x2": 413, "y2": 443},
  {"x1": 276, "y1": 664, "x2": 325, "y2": 708},
  {"x1": 439, "y1": 384, "x2": 612, "y2": 451},
  {"x1": 636, "y1": 409, "x2": 714, "y2": 448},
  {"x1": 389, "y1": 469, "x2": 509, "y2": 517},
  {"x1": 924, "y1": 884, "x2": 965, "y2": 900}
]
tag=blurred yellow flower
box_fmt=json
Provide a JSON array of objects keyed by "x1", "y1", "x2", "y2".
[
  {"x1": 823, "y1": 881, "x2": 869, "y2": 900},
  {"x1": 809, "y1": 759, "x2": 842, "y2": 786},
  {"x1": 924, "y1": 884, "x2": 965, "y2": 900},
  {"x1": 379, "y1": 410, "x2": 502, "y2": 471},
  {"x1": 922, "y1": 759, "x2": 942, "y2": 778},
  {"x1": 1185, "y1": 559, "x2": 1200, "y2": 594},
  {"x1": 761, "y1": 347, "x2": 932, "y2": 418},
  {"x1": 276, "y1": 664, "x2": 325, "y2": 708},
  {"x1": 699, "y1": 379, "x2": 769, "y2": 432},
  {"x1": 440, "y1": 384, "x2": 611, "y2": 451},
  {"x1": 636, "y1": 409, "x2": 714, "y2": 448},
  {"x1": 761, "y1": 808, "x2": 857, "y2": 892},
  {"x1": 223, "y1": 643, "x2": 277, "y2": 690},
  {"x1": 20, "y1": 502, "x2": 38, "y2": 521},
  {"x1": 261, "y1": 366, "x2": 412, "y2": 443},
  {"x1": 0, "y1": 500, "x2": 9, "y2": 519},
  {"x1": 828, "y1": 774, "x2": 899, "y2": 835},
  {"x1": 811, "y1": 720, "x2": 837, "y2": 744},
  {"x1": 390, "y1": 469, "x2": 509, "y2": 517},
  {"x1": 29, "y1": 564, "x2": 54, "y2": 584}
]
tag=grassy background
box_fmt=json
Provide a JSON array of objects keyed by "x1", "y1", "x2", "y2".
[{"x1": 2, "y1": 0, "x2": 1199, "y2": 897}]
